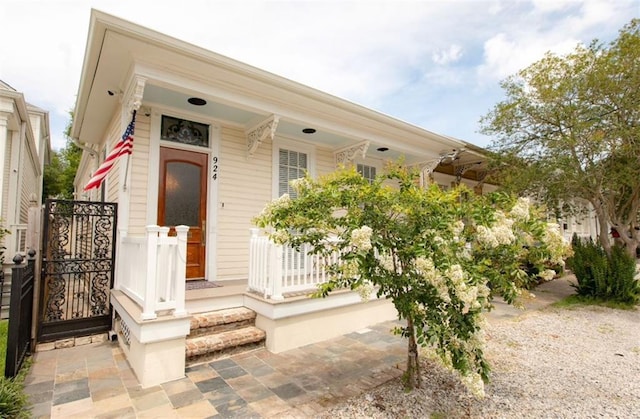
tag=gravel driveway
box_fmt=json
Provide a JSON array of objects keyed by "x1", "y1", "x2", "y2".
[{"x1": 319, "y1": 302, "x2": 640, "y2": 418}]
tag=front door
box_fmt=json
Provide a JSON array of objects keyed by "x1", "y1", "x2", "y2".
[{"x1": 158, "y1": 147, "x2": 207, "y2": 279}]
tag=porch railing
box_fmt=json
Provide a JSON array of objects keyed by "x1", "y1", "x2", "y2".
[
  {"x1": 248, "y1": 228, "x2": 344, "y2": 300},
  {"x1": 117, "y1": 225, "x2": 189, "y2": 320}
]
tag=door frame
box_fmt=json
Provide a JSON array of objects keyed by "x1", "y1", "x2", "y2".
[{"x1": 146, "y1": 108, "x2": 220, "y2": 282}]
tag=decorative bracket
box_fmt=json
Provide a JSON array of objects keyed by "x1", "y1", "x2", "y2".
[
  {"x1": 122, "y1": 76, "x2": 146, "y2": 116},
  {"x1": 454, "y1": 162, "x2": 483, "y2": 184},
  {"x1": 246, "y1": 115, "x2": 279, "y2": 157},
  {"x1": 475, "y1": 169, "x2": 488, "y2": 187},
  {"x1": 334, "y1": 141, "x2": 370, "y2": 165},
  {"x1": 417, "y1": 149, "x2": 462, "y2": 186}
]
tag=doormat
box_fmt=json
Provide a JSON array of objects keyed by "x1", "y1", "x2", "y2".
[{"x1": 186, "y1": 281, "x2": 221, "y2": 290}]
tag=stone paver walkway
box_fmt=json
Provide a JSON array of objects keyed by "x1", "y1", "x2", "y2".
[
  {"x1": 23, "y1": 321, "x2": 405, "y2": 418},
  {"x1": 23, "y1": 275, "x2": 576, "y2": 418}
]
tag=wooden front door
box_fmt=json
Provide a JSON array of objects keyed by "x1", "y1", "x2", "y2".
[{"x1": 158, "y1": 147, "x2": 207, "y2": 279}]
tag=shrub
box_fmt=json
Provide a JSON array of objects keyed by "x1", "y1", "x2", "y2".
[
  {"x1": 0, "y1": 376, "x2": 29, "y2": 418},
  {"x1": 0, "y1": 320, "x2": 30, "y2": 418},
  {"x1": 567, "y1": 235, "x2": 640, "y2": 304}
]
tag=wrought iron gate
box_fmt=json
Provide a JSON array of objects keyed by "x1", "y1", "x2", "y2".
[{"x1": 38, "y1": 200, "x2": 117, "y2": 342}]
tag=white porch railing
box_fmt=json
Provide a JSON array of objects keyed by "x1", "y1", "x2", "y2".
[
  {"x1": 117, "y1": 225, "x2": 189, "y2": 320},
  {"x1": 248, "y1": 228, "x2": 344, "y2": 300}
]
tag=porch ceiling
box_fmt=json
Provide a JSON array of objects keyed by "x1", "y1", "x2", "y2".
[{"x1": 142, "y1": 83, "x2": 413, "y2": 162}]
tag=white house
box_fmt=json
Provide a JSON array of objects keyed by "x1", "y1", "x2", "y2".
[
  {"x1": 0, "y1": 81, "x2": 50, "y2": 320},
  {"x1": 0, "y1": 80, "x2": 50, "y2": 259},
  {"x1": 72, "y1": 10, "x2": 497, "y2": 387}
]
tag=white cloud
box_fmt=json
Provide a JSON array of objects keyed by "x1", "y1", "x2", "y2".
[
  {"x1": 0, "y1": 0, "x2": 637, "y2": 150},
  {"x1": 432, "y1": 45, "x2": 464, "y2": 65},
  {"x1": 476, "y1": 0, "x2": 636, "y2": 84}
]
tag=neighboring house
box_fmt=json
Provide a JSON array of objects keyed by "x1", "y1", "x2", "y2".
[
  {"x1": 0, "y1": 80, "x2": 50, "y2": 317},
  {"x1": 557, "y1": 199, "x2": 599, "y2": 242},
  {"x1": 71, "y1": 10, "x2": 497, "y2": 387}
]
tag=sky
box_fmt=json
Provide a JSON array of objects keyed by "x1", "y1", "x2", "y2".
[{"x1": 0, "y1": 0, "x2": 638, "y2": 152}]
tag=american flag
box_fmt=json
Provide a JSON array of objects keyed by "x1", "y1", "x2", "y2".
[{"x1": 84, "y1": 111, "x2": 136, "y2": 191}]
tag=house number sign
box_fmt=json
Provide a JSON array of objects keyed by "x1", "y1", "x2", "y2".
[{"x1": 212, "y1": 156, "x2": 218, "y2": 180}]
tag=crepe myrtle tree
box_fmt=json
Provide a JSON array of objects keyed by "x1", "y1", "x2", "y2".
[{"x1": 254, "y1": 163, "x2": 570, "y2": 397}]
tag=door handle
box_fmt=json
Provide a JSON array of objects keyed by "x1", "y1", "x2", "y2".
[{"x1": 202, "y1": 220, "x2": 206, "y2": 246}]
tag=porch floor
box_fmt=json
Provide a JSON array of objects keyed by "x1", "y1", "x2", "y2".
[
  {"x1": 185, "y1": 279, "x2": 248, "y2": 300},
  {"x1": 23, "y1": 319, "x2": 406, "y2": 418}
]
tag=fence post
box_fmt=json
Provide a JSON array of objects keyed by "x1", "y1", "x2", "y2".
[
  {"x1": 4, "y1": 253, "x2": 26, "y2": 378},
  {"x1": 142, "y1": 226, "x2": 160, "y2": 320},
  {"x1": 173, "y1": 225, "x2": 188, "y2": 317},
  {"x1": 248, "y1": 229, "x2": 258, "y2": 293},
  {"x1": 270, "y1": 244, "x2": 284, "y2": 300}
]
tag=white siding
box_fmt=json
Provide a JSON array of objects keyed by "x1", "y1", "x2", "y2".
[
  {"x1": 19, "y1": 140, "x2": 38, "y2": 223},
  {"x1": 216, "y1": 126, "x2": 271, "y2": 280},
  {"x1": 105, "y1": 114, "x2": 122, "y2": 203},
  {"x1": 127, "y1": 113, "x2": 150, "y2": 235}
]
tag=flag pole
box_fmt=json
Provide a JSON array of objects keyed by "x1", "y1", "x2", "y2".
[{"x1": 122, "y1": 110, "x2": 137, "y2": 191}]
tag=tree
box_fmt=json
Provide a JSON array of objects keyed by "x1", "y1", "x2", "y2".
[
  {"x1": 480, "y1": 19, "x2": 640, "y2": 257},
  {"x1": 42, "y1": 112, "x2": 82, "y2": 200},
  {"x1": 254, "y1": 163, "x2": 569, "y2": 396}
]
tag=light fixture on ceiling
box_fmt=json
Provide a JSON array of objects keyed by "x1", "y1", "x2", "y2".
[
  {"x1": 377, "y1": 147, "x2": 389, "y2": 152},
  {"x1": 302, "y1": 128, "x2": 316, "y2": 134},
  {"x1": 188, "y1": 97, "x2": 207, "y2": 106}
]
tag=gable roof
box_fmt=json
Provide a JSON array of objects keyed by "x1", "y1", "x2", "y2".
[{"x1": 73, "y1": 9, "x2": 486, "y2": 167}]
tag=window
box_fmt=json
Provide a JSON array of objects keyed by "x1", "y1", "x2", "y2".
[
  {"x1": 161, "y1": 115, "x2": 209, "y2": 147},
  {"x1": 357, "y1": 163, "x2": 376, "y2": 184},
  {"x1": 273, "y1": 138, "x2": 314, "y2": 199},
  {"x1": 278, "y1": 148, "x2": 308, "y2": 198}
]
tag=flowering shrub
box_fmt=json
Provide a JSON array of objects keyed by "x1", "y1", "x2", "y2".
[{"x1": 254, "y1": 163, "x2": 570, "y2": 396}]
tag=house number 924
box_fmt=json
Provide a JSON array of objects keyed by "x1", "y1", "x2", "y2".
[{"x1": 212, "y1": 156, "x2": 218, "y2": 180}]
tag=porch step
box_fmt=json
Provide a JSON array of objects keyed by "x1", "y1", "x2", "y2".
[{"x1": 186, "y1": 307, "x2": 266, "y2": 366}]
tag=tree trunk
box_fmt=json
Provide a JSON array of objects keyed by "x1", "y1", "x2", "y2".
[
  {"x1": 404, "y1": 317, "x2": 422, "y2": 390},
  {"x1": 595, "y1": 207, "x2": 612, "y2": 254}
]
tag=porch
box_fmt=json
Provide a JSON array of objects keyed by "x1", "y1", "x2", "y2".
[{"x1": 111, "y1": 226, "x2": 397, "y2": 388}]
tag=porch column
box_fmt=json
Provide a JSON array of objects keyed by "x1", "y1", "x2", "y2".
[{"x1": 0, "y1": 111, "x2": 9, "y2": 217}]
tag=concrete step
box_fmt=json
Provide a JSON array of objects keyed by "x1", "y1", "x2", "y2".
[{"x1": 185, "y1": 307, "x2": 266, "y2": 366}]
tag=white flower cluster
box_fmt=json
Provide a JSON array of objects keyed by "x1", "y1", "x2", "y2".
[
  {"x1": 444, "y1": 264, "x2": 485, "y2": 313},
  {"x1": 539, "y1": 269, "x2": 556, "y2": 282},
  {"x1": 451, "y1": 220, "x2": 465, "y2": 242},
  {"x1": 351, "y1": 226, "x2": 373, "y2": 251},
  {"x1": 341, "y1": 259, "x2": 359, "y2": 279},
  {"x1": 543, "y1": 222, "x2": 569, "y2": 265},
  {"x1": 269, "y1": 230, "x2": 290, "y2": 245},
  {"x1": 259, "y1": 193, "x2": 292, "y2": 219},
  {"x1": 510, "y1": 197, "x2": 531, "y2": 221},
  {"x1": 476, "y1": 211, "x2": 517, "y2": 248},
  {"x1": 289, "y1": 177, "x2": 310, "y2": 193},
  {"x1": 356, "y1": 280, "x2": 375, "y2": 301},
  {"x1": 416, "y1": 257, "x2": 450, "y2": 302},
  {"x1": 462, "y1": 372, "x2": 485, "y2": 398},
  {"x1": 380, "y1": 253, "x2": 396, "y2": 272}
]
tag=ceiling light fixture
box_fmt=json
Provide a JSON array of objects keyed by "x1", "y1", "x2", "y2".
[
  {"x1": 188, "y1": 97, "x2": 207, "y2": 106},
  {"x1": 302, "y1": 128, "x2": 316, "y2": 134}
]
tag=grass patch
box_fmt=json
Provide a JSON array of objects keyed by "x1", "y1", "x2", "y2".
[
  {"x1": 0, "y1": 320, "x2": 7, "y2": 373},
  {"x1": 0, "y1": 319, "x2": 31, "y2": 418},
  {"x1": 552, "y1": 294, "x2": 638, "y2": 310}
]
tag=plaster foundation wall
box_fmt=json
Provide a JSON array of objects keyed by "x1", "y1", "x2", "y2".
[
  {"x1": 116, "y1": 328, "x2": 186, "y2": 388},
  {"x1": 112, "y1": 291, "x2": 190, "y2": 388},
  {"x1": 255, "y1": 298, "x2": 398, "y2": 353}
]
